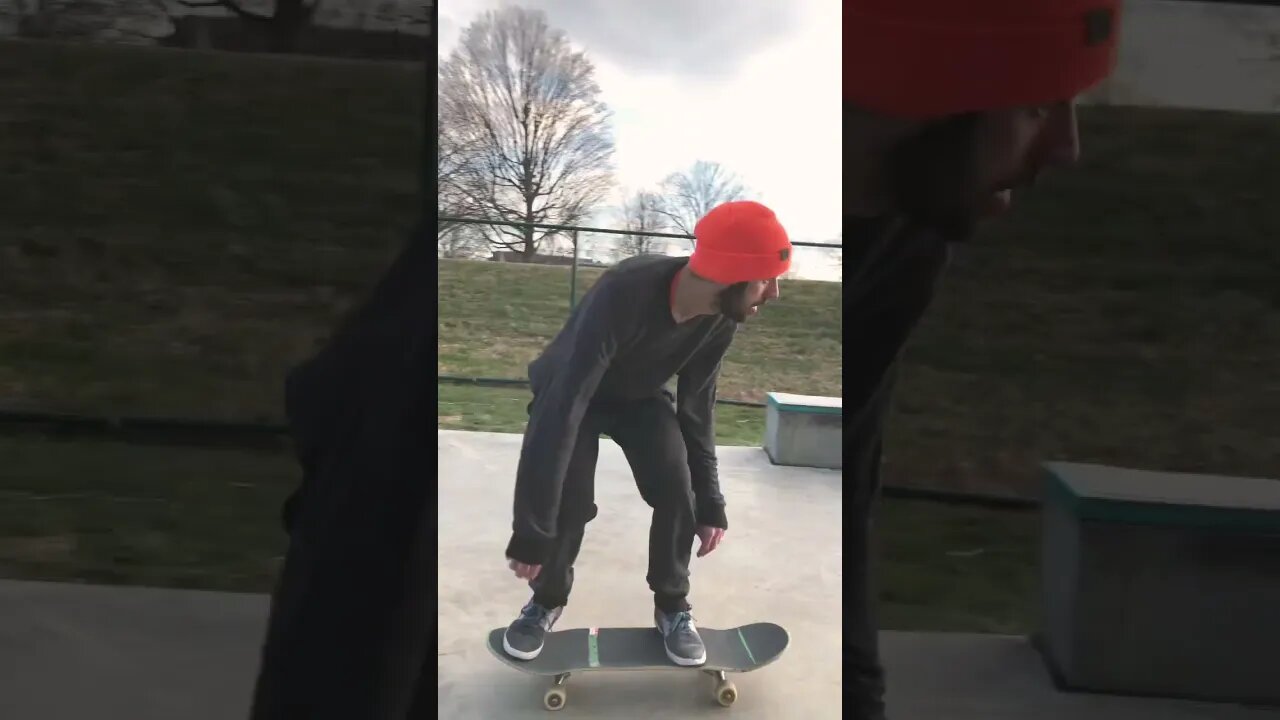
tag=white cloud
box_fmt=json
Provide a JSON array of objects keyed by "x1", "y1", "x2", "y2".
[{"x1": 440, "y1": 0, "x2": 841, "y2": 279}]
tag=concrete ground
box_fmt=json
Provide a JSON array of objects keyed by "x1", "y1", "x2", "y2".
[
  {"x1": 437, "y1": 430, "x2": 844, "y2": 718},
  {"x1": 0, "y1": 430, "x2": 1275, "y2": 719}
]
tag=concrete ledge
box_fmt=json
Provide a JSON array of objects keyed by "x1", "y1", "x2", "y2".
[
  {"x1": 1038, "y1": 461, "x2": 1280, "y2": 706},
  {"x1": 762, "y1": 392, "x2": 840, "y2": 470}
]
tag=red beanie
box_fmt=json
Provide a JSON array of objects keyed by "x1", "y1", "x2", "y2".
[
  {"x1": 688, "y1": 201, "x2": 791, "y2": 285},
  {"x1": 844, "y1": 0, "x2": 1122, "y2": 119}
]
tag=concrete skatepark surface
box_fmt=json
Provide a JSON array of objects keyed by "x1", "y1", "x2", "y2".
[
  {"x1": 0, "y1": 430, "x2": 1275, "y2": 719},
  {"x1": 437, "y1": 430, "x2": 843, "y2": 718}
]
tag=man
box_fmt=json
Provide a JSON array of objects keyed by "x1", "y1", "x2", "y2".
[
  {"x1": 249, "y1": 225, "x2": 433, "y2": 719},
  {"x1": 501, "y1": 200, "x2": 791, "y2": 667},
  {"x1": 843, "y1": 1, "x2": 1122, "y2": 718}
]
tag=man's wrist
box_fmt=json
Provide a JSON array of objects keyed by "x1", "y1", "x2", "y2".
[{"x1": 695, "y1": 501, "x2": 728, "y2": 530}]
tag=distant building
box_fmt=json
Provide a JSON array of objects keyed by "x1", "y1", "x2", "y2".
[{"x1": 488, "y1": 251, "x2": 608, "y2": 268}]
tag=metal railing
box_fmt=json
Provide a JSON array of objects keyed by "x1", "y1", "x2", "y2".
[
  {"x1": 437, "y1": 215, "x2": 841, "y2": 408},
  {"x1": 439, "y1": 215, "x2": 841, "y2": 311}
]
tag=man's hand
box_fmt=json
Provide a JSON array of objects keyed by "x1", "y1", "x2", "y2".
[
  {"x1": 508, "y1": 559, "x2": 541, "y2": 581},
  {"x1": 695, "y1": 525, "x2": 725, "y2": 557}
]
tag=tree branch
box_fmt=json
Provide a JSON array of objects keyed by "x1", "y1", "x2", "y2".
[{"x1": 440, "y1": 7, "x2": 616, "y2": 260}]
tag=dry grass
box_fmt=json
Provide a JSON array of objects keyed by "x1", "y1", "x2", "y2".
[
  {"x1": 0, "y1": 436, "x2": 294, "y2": 590},
  {"x1": 0, "y1": 39, "x2": 422, "y2": 419},
  {"x1": 436, "y1": 259, "x2": 841, "y2": 446},
  {"x1": 436, "y1": 259, "x2": 842, "y2": 403}
]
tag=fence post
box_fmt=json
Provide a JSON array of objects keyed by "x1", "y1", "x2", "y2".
[{"x1": 568, "y1": 229, "x2": 580, "y2": 313}]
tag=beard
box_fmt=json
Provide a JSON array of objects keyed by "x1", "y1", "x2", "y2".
[
  {"x1": 715, "y1": 282, "x2": 753, "y2": 323},
  {"x1": 883, "y1": 112, "x2": 984, "y2": 242}
]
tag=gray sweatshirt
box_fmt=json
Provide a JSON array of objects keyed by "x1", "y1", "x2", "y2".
[{"x1": 506, "y1": 254, "x2": 735, "y2": 564}]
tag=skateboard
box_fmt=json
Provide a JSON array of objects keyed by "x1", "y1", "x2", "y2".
[{"x1": 486, "y1": 622, "x2": 789, "y2": 711}]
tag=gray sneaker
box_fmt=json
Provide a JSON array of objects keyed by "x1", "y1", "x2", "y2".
[
  {"x1": 503, "y1": 599, "x2": 563, "y2": 660},
  {"x1": 654, "y1": 608, "x2": 707, "y2": 666}
]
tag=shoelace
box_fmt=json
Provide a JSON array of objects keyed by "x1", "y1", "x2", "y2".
[
  {"x1": 521, "y1": 604, "x2": 552, "y2": 629},
  {"x1": 668, "y1": 612, "x2": 696, "y2": 635}
]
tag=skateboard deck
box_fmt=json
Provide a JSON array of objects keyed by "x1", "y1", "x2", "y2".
[{"x1": 486, "y1": 622, "x2": 789, "y2": 710}]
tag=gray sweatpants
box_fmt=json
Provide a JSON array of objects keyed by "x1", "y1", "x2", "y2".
[{"x1": 845, "y1": 217, "x2": 952, "y2": 719}]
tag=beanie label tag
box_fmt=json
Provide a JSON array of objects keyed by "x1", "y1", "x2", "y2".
[
  {"x1": 1084, "y1": 8, "x2": 1114, "y2": 47},
  {"x1": 779, "y1": 248, "x2": 791, "y2": 261}
]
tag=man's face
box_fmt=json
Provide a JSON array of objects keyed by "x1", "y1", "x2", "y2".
[
  {"x1": 973, "y1": 101, "x2": 1081, "y2": 215},
  {"x1": 884, "y1": 100, "x2": 1081, "y2": 237},
  {"x1": 717, "y1": 277, "x2": 781, "y2": 322}
]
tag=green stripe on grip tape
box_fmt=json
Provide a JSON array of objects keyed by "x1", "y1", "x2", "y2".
[
  {"x1": 588, "y1": 627, "x2": 599, "y2": 668},
  {"x1": 736, "y1": 628, "x2": 756, "y2": 665}
]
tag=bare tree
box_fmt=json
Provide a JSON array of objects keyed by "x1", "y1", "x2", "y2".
[
  {"x1": 439, "y1": 6, "x2": 615, "y2": 261},
  {"x1": 656, "y1": 160, "x2": 748, "y2": 247},
  {"x1": 175, "y1": 0, "x2": 322, "y2": 53},
  {"x1": 613, "y1": 189, "x2": 668, "y2": 262},
  {"x1": 438, "y1": 224, "x2": 488, "y2": 259},
  {"x1": 346, "y1": 0, "x2": 427, "y2": 31},
  {"x1": 437, "y1": 95, "x2": 479, "y2": 239},
  {"x1": 373, "y1": 0, "x2": 427, "y2": 30},
  {"x1": 14, "y1": 0, "x2": 109, "y2": 38},
  {"x1": 437, "y1": 118, "x2": 491, "y2": 259},
  {"x1": 14, "y1": 0, "x2": 167, "y2": 39}
]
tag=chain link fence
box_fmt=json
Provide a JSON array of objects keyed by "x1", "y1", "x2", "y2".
[
  {"x1": 436, "y1": 216, "x2": 843, "y2": 410},
  {"x1": 438, "y1": 215, "x2": 841, "y2": 314}
]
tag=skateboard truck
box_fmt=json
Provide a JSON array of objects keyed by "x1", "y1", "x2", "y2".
[
  {"x1": 541, "y1": 669, "x2": 735, "y2": 711},
  {"x1": 708, "y1": 669, "x2": 737, "y2": 707},
  {"x1": 544, "y1": 672, "x2": 569, "y2": 711}
]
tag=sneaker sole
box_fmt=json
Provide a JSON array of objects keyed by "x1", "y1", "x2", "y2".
[
  {"x1": 664, "y1": 645, "x2": 707, "y2": 666},
  {"x1": 502, "y1": 633, "x2": 542, "y2": 661}
]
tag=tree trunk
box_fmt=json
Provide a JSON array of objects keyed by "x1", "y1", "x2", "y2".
[
  {"x1": 521, "y1": 222, "x2": 535, "y2": 260},
  {"x1": 521, "y1": 204, "x2": 535, "y2": 261},
  {"x1": 266, "y1": 0, "x2": 309, "y2": 53}
]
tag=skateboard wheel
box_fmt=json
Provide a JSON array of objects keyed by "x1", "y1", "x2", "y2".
[
  {"x1": 543, "y1": 687, "x2": 567, "y2": 711},
  {"x1": 714, "y1": 680, "x2": 737, "y2": 707}
]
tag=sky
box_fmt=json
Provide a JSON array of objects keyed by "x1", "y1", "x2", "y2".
[{"x1": 438, "y1": 0, "x2": 842, "y2": 280}]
